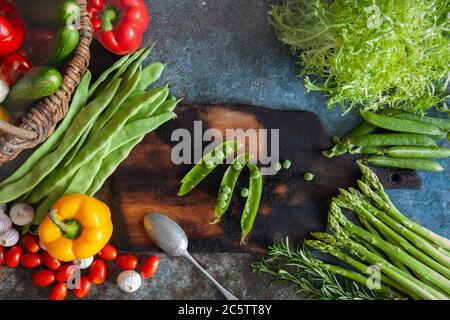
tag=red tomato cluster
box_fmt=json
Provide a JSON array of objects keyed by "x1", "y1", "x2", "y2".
[{"x1": 1, "y1": 236, "x2": 161, "y2": 300}]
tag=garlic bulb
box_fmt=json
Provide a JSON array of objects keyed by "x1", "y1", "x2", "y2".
[
  {"x1": 9, "y1": 202, "x2": 34, "y2": 226},
  {"x1": 0, "y1": 212, "x2": 12, "y2": 234},
  {"x1": 117, "y1": 270, "x2": 142, "y2": 293},
  {"x1": 73, "y1": 257, "x2": 94, "y2": 269},
  {"x1": 0, "y1": 228, "x2": 19, "y2": 247}
]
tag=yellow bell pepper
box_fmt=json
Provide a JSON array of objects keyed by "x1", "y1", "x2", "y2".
[
  {"x1": 0, "y1": 105, "x2": 12, "y2": 137},
  {"x1": 39, "y1": 194, "x2": 113, "y2": 262}
]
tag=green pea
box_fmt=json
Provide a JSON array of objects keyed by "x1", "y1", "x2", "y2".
[
  {"x1": 218, "y1": 193, "x2": 229, "y2": 201},
  {"x1": 221, "y1": 185, "x2": 232, "y2": 194},
  {"x1": 240, "y1": 188, "x2": 249, "y2": 198},
  {"x1": 218, "y1": 200, "x2": 228, "y2": 209},
  {"x1": 282, "y1": 160, "x2": 292, "y2": 169},
  {"x1": 251, "y1": 170, "x2": 262, "y2": 179},
  {"x1": 274, "y1": 162, "x2": 282, "y2": 171},
  {"x1": 232, "y1": 162, "x2": 243, "y2": 171},
  {"x1": 304, "y1": 173, "x2": 314, "y2": 181}
]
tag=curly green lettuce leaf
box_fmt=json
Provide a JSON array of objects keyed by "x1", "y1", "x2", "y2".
[{"x1": 270, "y1": 0, "x2": 450, "y2": 114}]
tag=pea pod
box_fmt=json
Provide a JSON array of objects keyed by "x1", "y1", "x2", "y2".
[
  {"x1": 350, "y1": 146, "x2": 384, "y2": 155},
  {"x1": 323, "y1": 122, "x2": 377, "y2": 158},
  {"x1": 0, "y1": 79, "x2": 122, "y2": 204},
  {"x1": 240, "y1": 164, "x2": 263, "y2": 245},
  {"x1": 0, "y1": 71, "x2": 91, "y2": 187},
  {"x1": 351, "y1": 133, "x2": 438, "y2": 148},
  {"x1": 366, "y1": 156, "x2": 444, "y2": 172},
  {"x1": 26, "y1": 88, "x2": 165, "y2": 204},
  {"x1": 393, "y1": 113, "x2": 450, "y2": 131},
  {"x1": 178, "y1": 141, "x2": 243, "y2": 196},
  {"x1": 360, "y1": 111, "x2": 445, "y2": 136},
  {"x1": 212, "y1": 153, "x2": 254, "y2": 224},
  {"x1": 385, "y1": 146, "x2": 450, "y2": 159}
]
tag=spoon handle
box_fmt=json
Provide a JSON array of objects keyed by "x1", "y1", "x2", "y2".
[{"x1": 184, "y1": 252, "x2": 239, "y2": 300}]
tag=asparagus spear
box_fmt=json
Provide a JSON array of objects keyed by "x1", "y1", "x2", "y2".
[
  {"x1": 311, "y1": 231, "x2": 446, "y2": 300},
  {"x1": 306, "y1": 240, "x2": 408, "y2": 297},
  {"x1": 358, "y1": 163, "x2": 450, "y2": 251},
  {"x1": 337, "y1": 190, "x2": 450, "y2": 279},
  {"x1": 357, "y1": 181, "x2": 450, "y2": 267},
  {"x1": 332, "y1": 207, "x2": 450, "y2": 295}
]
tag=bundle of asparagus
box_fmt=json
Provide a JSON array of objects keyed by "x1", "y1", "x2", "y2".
[{"x1": 253, "y1": 163, "x2": 450, "y2": 300}]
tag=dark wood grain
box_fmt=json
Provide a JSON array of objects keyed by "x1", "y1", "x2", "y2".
[{"x1": 98, "y1": 105, "x2": 422, "y2": 253}]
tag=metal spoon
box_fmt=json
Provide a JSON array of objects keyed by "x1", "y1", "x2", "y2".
[{"x1": 143, "y1": 212, "x2": 239, "y2": 300}]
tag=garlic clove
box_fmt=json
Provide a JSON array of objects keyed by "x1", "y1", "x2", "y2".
[
  {"x1": 0, "y1": 212, "x2": 12, "y2": 234},
  {"x1": 0, "y1": 228, "x2": 19, "y2": 247},
  {"x1": 73, "y1": 256, "x2": 94, "y2": 269},
  {"x1": 117, "y1": 270, "x2": 142, "y2": 293},
  {"x1": 9, "y1": 202, "x2": 35, "y2": 226}
]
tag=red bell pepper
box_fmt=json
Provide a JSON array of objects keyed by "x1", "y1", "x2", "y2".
[
  {"x1": 0, "y1": 1, "x2": 25, "y2": 57},
  {"x1": 87, "y1": 0, "x2": 150, "y2": 55},
  {"x1": 0, "y1": 53, "x2": 33, "y2": 85}
]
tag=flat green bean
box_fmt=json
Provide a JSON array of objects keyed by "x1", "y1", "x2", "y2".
[
  {"x1": 0, "y1": 79, "x2": 122, "y2": 204},
  {"x1": 137, "y1": 62, "x2": 166, "y2": 91},
  {"x1": 213, "y1": 153, "x2": 253, "y2": 224},
  {"x1": 128, "y1": 87, "x2": 170, "y2": 122},
  {"x1": 152, "y1": 96, "x2": 182, "y2": 117},
  {"x1": 361, "y1": 111, "x2": 445, "y2": 136},
  {"x1": 31, "y1": 177, "x2": 73, "y2": 226},
  {"x1": 386, "y1": 146, "x2": 450, "y2": 159},
  {"x1": 122, "y1": 46, "x2": 153, "y2": 79},
  {"x1": 178, "y1": 141, "x2": 243, "y2": 196},
  {"x1": 88, "y1": 66, "x2": 143, "y2": 139},
  {"x1": 62, "y1": 121, "x2": 95, "y2": 167},
  {"x1": 86, "y1": 137, "x2": 141, "y2": 196},
  {"x1": 88, "y1": 47, "x2": 148, "y2": 98},
  {"x1": 240, "y1": 164, "x2": 262, "y2": 245},
  {"x1": 366, "y1": 156, "x2": 444, "y2": 171},
  {"x1": 26, "y1": 88, "x2": 163, "y2": 203},
  {"x1": 0, "y1": 71, "x2": 92, "y2": 187},
  {"x1": 351, "y1": 133, "x2": 438, "y2": 148},
  {"x1": 107, "y1": 112, "x2": 176, "y2": 156}
]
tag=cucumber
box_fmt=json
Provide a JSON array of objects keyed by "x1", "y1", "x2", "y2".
[
  {"x1": 5, "y1": 67, "x2": 62, "y2": 109},
  {"x1": 22, "y1": 0, "x2": 80, "y2": 27},
  {"x1": 48, "y1": 25, "x2": 80, "y2": 66}
]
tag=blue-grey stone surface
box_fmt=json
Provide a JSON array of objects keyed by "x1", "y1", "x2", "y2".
[{"x1": 0, "y1": 0, "x2": 448, "y2": 300}]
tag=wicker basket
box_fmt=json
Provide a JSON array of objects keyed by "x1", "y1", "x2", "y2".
[{"x1": 0, "y1": 0, "x2": 92, "y2": 165}]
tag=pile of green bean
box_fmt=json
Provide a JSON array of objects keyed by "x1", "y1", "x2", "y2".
[
  {"x1": 177, "y1": 141, "x2": 263, "y2": 245},
  {"x1": 323, "y1": 111, "x2": 450, "y2": 171},
  {"x1": 0, "y1": 47, "x2": 180, "y2": 229}
]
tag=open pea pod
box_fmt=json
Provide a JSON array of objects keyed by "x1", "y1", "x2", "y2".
[
  {"x1": 240, "y1": 164, "x2": 263, "y2": 245},
  {"x1": 212, "y1": 153, "x2": 254, "y2": 224},
  {"x1": 177, "y1": 140, "x2": 243, "y2": 196}
]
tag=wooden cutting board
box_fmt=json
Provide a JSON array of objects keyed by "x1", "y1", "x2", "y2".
[{"x1": 97, "y1": 105, "x2": 421, "y2": 253}]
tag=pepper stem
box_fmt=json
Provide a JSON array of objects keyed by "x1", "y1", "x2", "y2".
[
  {"x1": 49, "y1": 209, "x2": 82, "y2": 240},
  {"x1": 101, "y1": 8, "x2": 118, "y2": 32}
]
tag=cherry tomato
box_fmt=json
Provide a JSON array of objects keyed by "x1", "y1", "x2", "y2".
[
  {"x1": 116, "y1": 254, "x2": 138, "y2": 270},
  {"x1": 5, "y1": 245, "x2": 23, "y2": 268},
  {"x1": 88, "y1": 259, "x2": 107, "y2": 285},
  {"x1": 49, "y1": 283, "x2": 68, "y2": 300},
  {"x1": 21, "y1": 252, "x2": 42, "y2": 268},
  {"x1": 140, "y1": 256, "x2": 160, "y2": 279},
  {"x1": 22, "y1": 234, "x2": 40, "y2": 253},
  {"x1": 73, "y1": 276, "x2": 93, "y2": 299},
  {"x1": 55, "y1": 264, "x2": 77, "y2": 283},
  {"x1": 0, "y1": 246, "x2": 5, "y2": 265},
  {"x1": 33, "y1": 269, "x2": 55, "y2": 287},
  {"x1": 42, "y1": 251, "x2": 62, "y2": 271},
  {"x1": 98, "y1": 243, "x2": 118, "y2": 261}
]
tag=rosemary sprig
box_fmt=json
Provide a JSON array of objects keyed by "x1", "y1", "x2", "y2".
[{"x1": 251, "y1": 238, "x2": 401, "y2": 300}]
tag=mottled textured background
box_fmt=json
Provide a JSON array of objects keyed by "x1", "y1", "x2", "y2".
[{"x1": 0, "y1": 0, "x2": 448, "y2": 300}]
